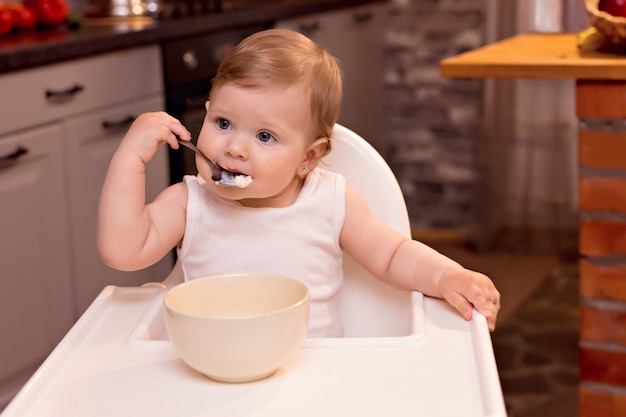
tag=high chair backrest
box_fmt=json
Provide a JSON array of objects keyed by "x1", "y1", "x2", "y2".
[
  {"x1": 324, "y1": 124, "x2": 410, "y2": 236},
  {"x1": 322, "y1": 124, "x2": 412, "y2": 337}
]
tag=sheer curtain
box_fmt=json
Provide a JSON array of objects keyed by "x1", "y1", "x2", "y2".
[{"x1": 474, "y1": 0, "x2": 584, "y2": 250}]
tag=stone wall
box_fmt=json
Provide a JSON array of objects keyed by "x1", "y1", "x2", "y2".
[{"x1": 384, "y1": 0, "x2": 485, "y2": 229}]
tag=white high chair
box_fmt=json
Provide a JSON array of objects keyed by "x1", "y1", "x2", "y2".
[
  {"x1": 163, "y1": 124, "x2": 414, "y2": 338},
  {"x1": 2, "y1": 126, "x2": 507, "y2": 417}
]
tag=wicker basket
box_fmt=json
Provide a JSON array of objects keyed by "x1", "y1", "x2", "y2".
[{"x1": 585, "y1": 0, "x2": 626, "y2": 44}]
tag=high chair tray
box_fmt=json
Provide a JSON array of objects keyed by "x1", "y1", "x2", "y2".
[{"x1": 2, "y1": 286, "x2": 506, "y2": 417}]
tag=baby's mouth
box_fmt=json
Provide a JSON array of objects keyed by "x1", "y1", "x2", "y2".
[{"x1": 214, "y1": 167, "x2": 253, "y2": 188}]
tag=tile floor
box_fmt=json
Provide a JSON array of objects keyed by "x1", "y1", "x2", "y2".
[{"x1": 422, "y1": 231, "x2": 579, "y2": 417}]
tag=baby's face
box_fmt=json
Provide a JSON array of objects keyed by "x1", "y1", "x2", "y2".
[{"x1": 196, "y1": 82, "x2": 316, "y2": 208}]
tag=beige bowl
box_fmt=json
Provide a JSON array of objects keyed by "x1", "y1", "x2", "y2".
[{"x1": 164, "y1": 273, "x2": 310, "y2": 383}]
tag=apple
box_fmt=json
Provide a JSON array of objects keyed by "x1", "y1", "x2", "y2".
[{"x1": 599, "y1": 0, "x2": 626, "y2": 17}]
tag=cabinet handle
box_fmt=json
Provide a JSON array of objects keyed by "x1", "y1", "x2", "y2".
[
  {"x1": 298, "y1": 21, "x2": 321, "y2": 35},
  {"x1": 0, "y1": 146, "x2": 29, "y2": 170},
  {"x1": 45, "y1": 84, "x2": 85, "y2": 102},
  {"x1": 353, "y1": 11, "x2": 372, "y2": 24},
  {"x1": 102, "y1": 115, "x2": 136, "y2": 131}
]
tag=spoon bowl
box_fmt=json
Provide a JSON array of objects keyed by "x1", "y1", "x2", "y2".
[{"x1": 176, "y1": 138, "x2": 253, "y2": 188}]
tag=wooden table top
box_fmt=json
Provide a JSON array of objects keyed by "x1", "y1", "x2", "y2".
[{"x1": 440, "y1": 32, "x2": 626, "y2": 80}]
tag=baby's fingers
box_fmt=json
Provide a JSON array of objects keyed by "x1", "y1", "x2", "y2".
[
  {"x1": 471, "y1": 290, "x2": 500, "y2": 331},
  {"x1": 154, "y1": 112, "x2": 191, "y2": 148},
  {"x1": 443, "y1": 290, "x2": 500, "y2": 331},
  {"x1": 440, "y1": 269, "x2": 501, "y2": 331},
  {"x1": 444, "y1": 291, "x2": 474, "y2": 322}
]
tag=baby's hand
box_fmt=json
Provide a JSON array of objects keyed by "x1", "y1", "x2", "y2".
[
  {"x1": 438, "y1": 268, "x2": 500, "y2": 331},
  {"x1": 118, "y1": 112, "x2": 191, "y2": 164}
]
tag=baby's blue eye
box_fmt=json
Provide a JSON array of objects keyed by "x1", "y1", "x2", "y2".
[
  {"x1": 217, "y1": 119, "x2": 230, "y2": 130},
  {"x1": 257, "y1": 131, "x2": 275, "y2": 143}
]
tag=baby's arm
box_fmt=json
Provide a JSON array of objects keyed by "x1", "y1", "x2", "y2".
[
  {"x1": 97, "y1": 112, "x2": 190, "y2": 271},
  {"x1": 340, "y1": 185, "x2": 500, "y2": 330}
]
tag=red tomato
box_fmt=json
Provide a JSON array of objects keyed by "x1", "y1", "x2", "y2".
[
  {"x1": 0, "y1": 5, "x2": 13, "y2": 35},
  {"x1": 24, "y1": 0, "x2": 68, "y2": 27},
  {"x1": 7, "y1": 3, "x2": 36, "y2": 31}
]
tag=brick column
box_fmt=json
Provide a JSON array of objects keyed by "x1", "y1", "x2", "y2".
[{"x1": 577, "y1": 80, "x2": 626, "y2": 417}]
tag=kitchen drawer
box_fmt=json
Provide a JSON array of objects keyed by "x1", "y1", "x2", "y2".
[{"x1": 0, "y1": 45, "x2": 163, "y2": 137}]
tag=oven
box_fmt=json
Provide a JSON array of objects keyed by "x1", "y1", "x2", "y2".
[{"x1": 161, "y1": 24, "x2": 271, "y2": 184}]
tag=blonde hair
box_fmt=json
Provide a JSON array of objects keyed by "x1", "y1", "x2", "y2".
[{"x1": 211, "y1": 28, "x2": 343, "y2": 152}]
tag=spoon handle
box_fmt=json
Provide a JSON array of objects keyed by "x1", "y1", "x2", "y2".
[{"x1": 176, "y1": 138, "x2": 222, "y2": 181}]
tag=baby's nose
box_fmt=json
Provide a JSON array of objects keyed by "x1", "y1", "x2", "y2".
[{"x1": 224, "y1": 136, "x2": 248, "y2": 159}]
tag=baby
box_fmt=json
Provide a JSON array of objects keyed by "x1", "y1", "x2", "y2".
[{"x1": 97, "y1": 28, "x2": 500, "y2": 337}]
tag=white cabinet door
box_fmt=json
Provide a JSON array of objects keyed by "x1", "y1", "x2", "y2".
[
  {"x1": 276, "y1": 3, "x2": 387, "y2": 156},
  {"x1": 0, "y1": 124, "x2": 75, "y2": 402},
  {"x1": 62, "y1": 96, "x2": 173, "y2": 314}
]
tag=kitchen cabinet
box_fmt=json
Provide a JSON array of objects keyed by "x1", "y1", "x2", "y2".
[
  {"x1": 63, "y1": 96, "x2": 171, "y2": 314},
  {"x1": 0, "y1": 45, "x2": 172, "y2": 409},
  {"x1": 0, "y1": 123, "x2": 75, "y2": 408},
  {"x1": 275, "y1": 2, "x2": 388, "y2": 157}
]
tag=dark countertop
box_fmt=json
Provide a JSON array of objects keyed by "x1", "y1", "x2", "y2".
[{"x1": 0, "y1": 0, "x2": 384, "y2": 75}]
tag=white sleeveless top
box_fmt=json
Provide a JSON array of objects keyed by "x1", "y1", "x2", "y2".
[{"x1": 178, "y1": 168, "x2": 345, "y2": 337}]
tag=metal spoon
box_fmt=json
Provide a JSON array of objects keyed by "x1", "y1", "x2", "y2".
[{"x1": 177, "y1": 138, "x2": 223, "y2": 181}]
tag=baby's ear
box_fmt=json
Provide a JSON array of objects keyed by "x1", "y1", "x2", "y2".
[
  {"x1": 297, "y1": 138, "x2": 329, "y2": 178},
  {"x1": 301, "y1": 138, "x2": 329, "y2": 172}
]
